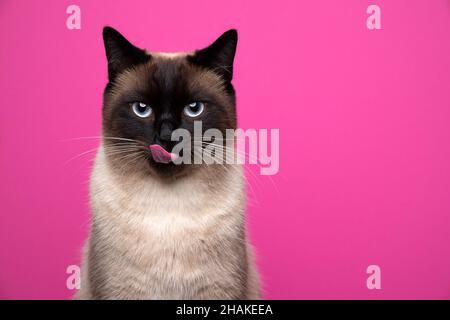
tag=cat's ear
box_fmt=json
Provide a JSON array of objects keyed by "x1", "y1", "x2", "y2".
[
  {"x1": 190, "y1": 29, "x2": 238, "y2": 82},
  {"x1": 102, "y1": 26, "x2": 150, "y2": 82}
]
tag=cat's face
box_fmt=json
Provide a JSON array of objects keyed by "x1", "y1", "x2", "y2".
[{"x1": 101, "y1": 27, "x2": 238, "y2": 178}]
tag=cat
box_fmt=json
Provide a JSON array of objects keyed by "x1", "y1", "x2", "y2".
[{"x1": 76, "y1": 27, "x2": 261, "y2": 299}]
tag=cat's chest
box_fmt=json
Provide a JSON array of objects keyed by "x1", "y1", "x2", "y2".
[{"x1": 91, "y1": 200, "x2": 242, "y2": 298}]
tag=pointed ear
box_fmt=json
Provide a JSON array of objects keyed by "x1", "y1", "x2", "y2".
[
  {"x1": 102, "y1": 26, "x2": 150, "y2": 82},
  {"x1": 190, "y1": 29, "x2": 238, "y2": 82}
]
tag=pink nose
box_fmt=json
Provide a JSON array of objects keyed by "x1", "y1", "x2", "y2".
[{"x1": 149, "y1": 144, "x2": 178, "y2": 164}]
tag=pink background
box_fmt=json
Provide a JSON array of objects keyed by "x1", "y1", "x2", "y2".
[{"x1": 1, "y1": 0, "x2": 450, "y2": 299}]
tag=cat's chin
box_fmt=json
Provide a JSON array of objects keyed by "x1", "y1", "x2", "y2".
[{"x1": 147, "y1": 160, "x2": 194, "y2": 180}]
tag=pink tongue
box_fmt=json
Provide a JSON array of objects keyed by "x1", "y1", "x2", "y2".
[{"x1": 149, "y1": 144, "x2": 178, "y2": 164}]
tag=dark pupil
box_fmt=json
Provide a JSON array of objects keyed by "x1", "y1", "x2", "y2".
[
  {"x1": 138, "y1": 105, "x2": 147, "y2": 113},
  {"x1": 190, "y1": 104, "x2": 199, "y2": 113}
]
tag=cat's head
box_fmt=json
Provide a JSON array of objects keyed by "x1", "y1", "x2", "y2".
[{"x1": 101, "y1": 27, "x2": 238, "y2": 179}]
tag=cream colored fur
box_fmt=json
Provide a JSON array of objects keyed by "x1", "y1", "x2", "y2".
[{"x1": 77, "y1": 144, "x2": 260, "y2": 299}]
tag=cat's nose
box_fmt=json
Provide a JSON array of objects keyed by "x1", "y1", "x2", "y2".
[{"x1": 158, "y1": 121, "x2": 174, "y2": 142}]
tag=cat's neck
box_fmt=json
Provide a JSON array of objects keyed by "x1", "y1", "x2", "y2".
[{"x1": 90, "y1": 144, "x2": 245, "y2": 224}]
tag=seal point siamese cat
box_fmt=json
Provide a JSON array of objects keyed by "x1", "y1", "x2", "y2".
[{"x1": 77, "y1": 27, "x2": 261, "y2": 299}]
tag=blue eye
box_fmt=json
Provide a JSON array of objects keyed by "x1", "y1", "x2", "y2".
[
  {"x1": 184, "y1": 102, "x2": 204, "y2": 118},
  {"x1": 132, "y1": 102, "x2": 152, "y2": 118}
]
